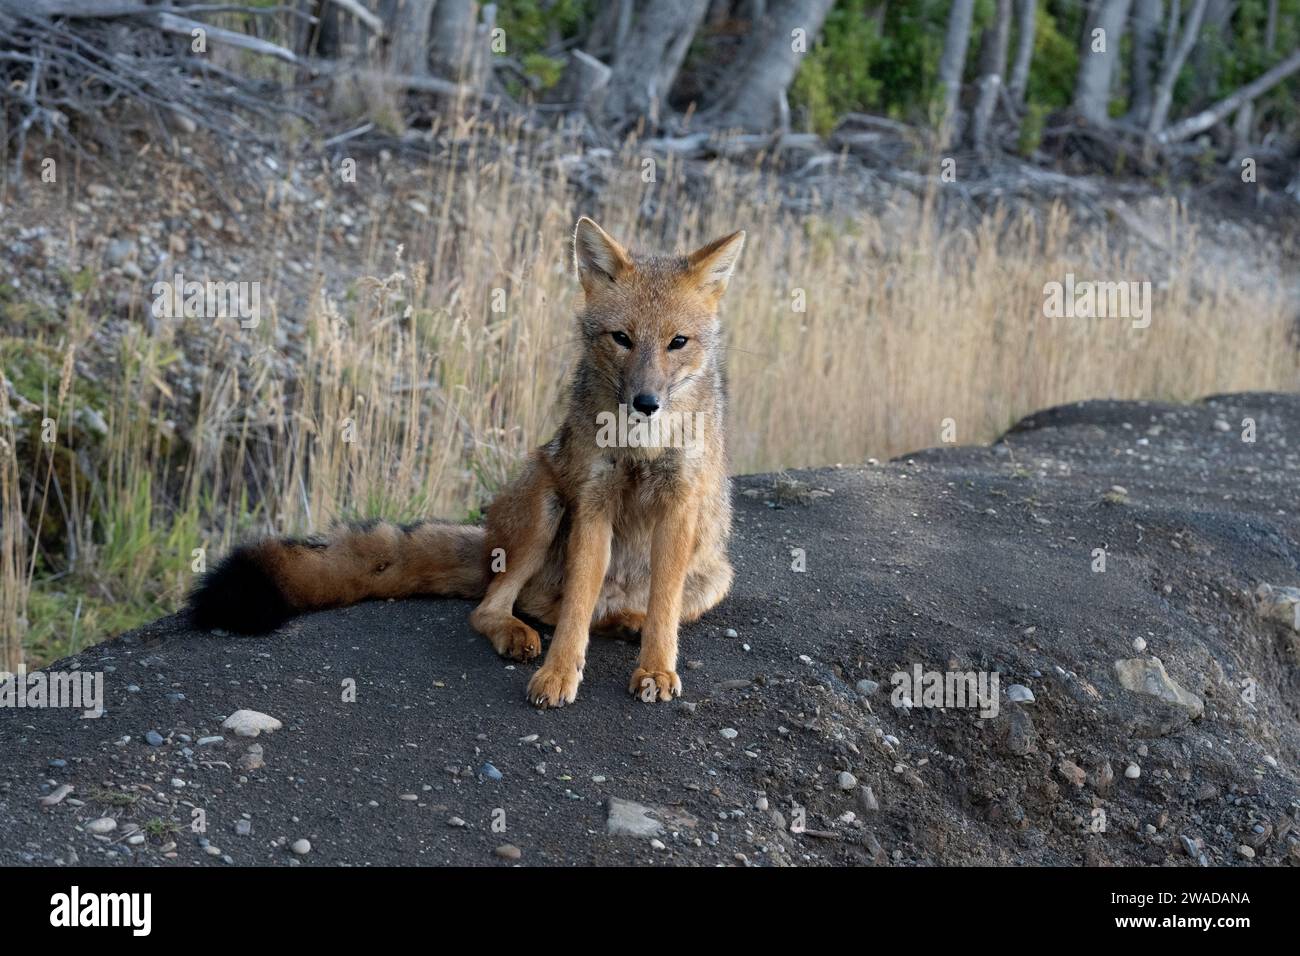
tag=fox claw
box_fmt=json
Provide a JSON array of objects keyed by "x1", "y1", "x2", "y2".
[
  {"x1": 629, "y1": 667, "x2": 681, "y2": 702},
  {"x1": 528, "y1": 663, "x2": 582, "y2": 708}
]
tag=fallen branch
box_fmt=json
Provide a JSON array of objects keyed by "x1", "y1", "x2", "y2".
[{"x1": 1156, "y1": 48, "x2": 1300, "y2": 145}]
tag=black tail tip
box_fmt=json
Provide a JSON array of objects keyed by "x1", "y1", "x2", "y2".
[{"x1": 188, "y1": 546, "x2": 295, "y2": 635}]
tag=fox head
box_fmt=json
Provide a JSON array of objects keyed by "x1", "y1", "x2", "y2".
[{"x1": 572, "y1": 217, "x2": 745, "y2": 430}]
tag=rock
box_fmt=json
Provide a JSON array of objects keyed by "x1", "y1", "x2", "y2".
[
  {"x1": 290, "y1": 839, "x2": 311, "y2": 856},
  {"x1": 1007, "y1": 684, "x2": 1035, "y2": 703},
  {"x1": 237, "y1": 744, "x2": 265, "y2": 771},
  {"x1": 719, "y1": 727, "x2": 738, "y2": 740},
  {"x1": 1057, "y1": 759, "x2": 1086, "y2": 787},
  {"x1": 649, "y1": 838, "x2": 666, "y2": 851},
  {"x1": 39, "y1": 784, "x2": 74, "y2": 807},
  {"x1": 1125, "y1": 763, "x2": 1141, "y2": 779},
  {"x1": 144, "y1": 730, "x2": 165, "y2": 747},
  {"x1": 127, "y1": 834, "x2": 145, "y2": 846},
  {"x1": 1132, "y1": 637, "x2": 1147, "y2": 653},
  {"x1": 86, "y1": 817, "x2": 117, "y2": 835},
  {"x1": 235, "y1": 820, "x2": 252, "y2": 836},
  {"x1": 480, "y1": 762, "x2": 503, "y2": 781},
  {"x1": 222, "y1": 710, "x2": 282, "y2": 738},
  {"x1": 607, "y1": 798, "x2": 666, "y2": 839},
  {"x1": 1004, "y1": 709, "x2": 1037, "y2": 756},
  {"x1": 105, "y1": 238, "x2": 136, "y2": 266},
  {"x1": 723, "y1": 628, "x2": 739, "y2": 638},
  {"x1": 447, "y1": 817, "x2": 466, "y2": 827},
  {"x1": 1256, "y1": 584, "x2": 1300, "y2": 633},
  {"x1": 495, "y1": 843, "x2": 522, "y2": 860},
  {"x1": 855, "y1": 679, "x2": 880, "y2": 697},
  {"x1": 1113, "y1": 657, "x2": 1204, "y2": 719},
  {"x1": 837, "y1": 771, "x2": 858, "y2": 790},
  {"x1": 606, "y1": 797, "x2": 665, "y2": 839},
  {"x1": 1238, "y1": 844, "x2": 1255, "y2": 859},
  {"x1": 196, "y1": 736, "x2": 224, "y2": 747},
  {"x1": 857, "y1": 786, "x2": 880, "y2": 813},
  {"x1": 1090, "y1": 761, "x2": 1115, "y2": 794}
]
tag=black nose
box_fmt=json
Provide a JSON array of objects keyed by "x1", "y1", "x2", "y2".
[{"x1": 632, "y1": 393, "x2": 660, "y2": 416}]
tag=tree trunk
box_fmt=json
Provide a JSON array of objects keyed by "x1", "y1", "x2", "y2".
[
  {"x1": 1158, "y1": 46, "x2": 1300, "y2": 143},
  {"x1": 705, "y1": 0, "x2": 837, "y2": 132},
  {"x1": 937, "y1": 0, "x2": 976, "y2": 148},
  {"x1": 1147, "y1": 0, "x2": 1208, "y2": 135},
  {"x1": 970, "y1": 0, "x2": 1012, "y2": 153},
  {"x1": 601, "y1": 0, "x2": 710, "y2": 131},
  {"x1": 384, "y1": 0, "x2": 436, "y2": 76},
  {"x1": 430, "y1": 0, "x2": 480, "y2": 81},
  {"x1": 1127, "y1": 0, "x2": 1161, "y2": 124},
  {"x1": 1073, "y1": 0, "x2": 1133, "y2": 125},
  {"x1": 1007, "y1": 0, "x2": 1036, "y2": 106}
]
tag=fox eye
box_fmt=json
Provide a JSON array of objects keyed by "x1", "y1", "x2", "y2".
[
  {"x1": 668, "y1": 335, "x2": 689, "y2": 350},
  {"x1": 610, "y1": 331, "x2": 633, "y2": 349}
]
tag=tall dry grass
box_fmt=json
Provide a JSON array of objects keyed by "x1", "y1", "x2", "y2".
[{"x1": 3, "y1": 123, "x2": 1298, "y2": 666}]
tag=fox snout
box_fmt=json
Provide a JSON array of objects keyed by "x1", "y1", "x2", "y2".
[{"x1": 631, "y1": 392, "x2": 660, "y2": 416}]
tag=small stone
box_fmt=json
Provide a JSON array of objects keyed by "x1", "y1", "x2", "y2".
[
  {"x1": 480, "y1": 762, "x2": 503, "y2": 781},
  {"x1": 145, "y1": 730, "x2": 165, "y2": 747},
  {"x1": 1007, "y1": 684, "x2": 1035, "y2": 704},
  {"x1": 235, "y1": 820, "x2": 252, "y2": 836},
  {"x1": 204, "y1": 845, "x2": 222, "y2": 856},
  {"x1": 447, "y1": 817, "x2": 466, "y2": 827},
  {"x1": 855, "y1": 679, "x2": 880, "y2": 697},
  {"x1": 39, "y1": 784, "x2": 74, "y2": 807},
  {"x1": 837, "y1": 771, "x2": 858, "y2": 791},
  {"x1": 127, "y1": 834, "x2": 145, "y2": 846},
  {"x1": 221, "y1": 710, "x2": 282, "y2": 738},
  {"x1": 1125, "y1": 763, "x2": 1141, "y2": 779},
  {"x1": 649, "y1": 839, "x2": 666, "y2": 850},
  {"x1": 723, "y1": 628, "x2": 739, "y2": 638},
  {"x1": 1132, "y1": 637, "x2": 1147, "y2": 653},
  {"x1": 719, "y1": 727, "x2": 738, "y2": 740},
  {"x1": 290, "y1": 839, "x2": 311, "y2": 856},
  {"x1": 495, "y1": 843, "x2": 522, "y2": 860},
  {"x1": 1113, "y1": 657, "x2": 1203, "y2": 718},
  {"x1": 858, "y1": 786, "x2": 880, "y2": 812},
  {"x1": 1238, "y1": 844, "x2": 1255, "y2": 859},
  {"x1": 86, "y1": 817, "x2": 117, "y2": 835},
  {"x1": 1057, "y1": 759, "x2": 1086, "y2": 787},
  {"x1": 196, "y1": 736, "x2": 224, "y2": 747},
  {"x1": 237, "y1": 744, "x2": 265, "y2": 772}
]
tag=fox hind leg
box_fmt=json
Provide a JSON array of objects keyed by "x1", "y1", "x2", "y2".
[{"x1": 469, "y1": 463, "x2": 561, "y2": 662}]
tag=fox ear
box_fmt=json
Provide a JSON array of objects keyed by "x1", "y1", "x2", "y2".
[
  {"x1": 687, "y1": 230, "x2": 746, "y2": 299},
  {"x1": 574, "y1": 217, "x2": 632, "y2": 293}
]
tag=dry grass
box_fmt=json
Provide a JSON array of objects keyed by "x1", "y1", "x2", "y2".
[{"x1": 3, "y1": 124, "x2": 1298, "y2": 667}]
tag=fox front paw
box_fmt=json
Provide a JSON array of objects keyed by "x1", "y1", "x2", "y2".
[
  {"x1": 527, "y1": 662, "x2": 583, "y2": 708},
  {"x1": 629, "y1": 667, "x2": 681, "y2": 702},
  {"x1": 497, "y1": 620, "x2": 542, "y2": 662}
]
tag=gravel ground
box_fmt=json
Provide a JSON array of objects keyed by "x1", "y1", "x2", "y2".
[{"x1": 2, "y1": 391, "x2": 1298, "y2": 867}]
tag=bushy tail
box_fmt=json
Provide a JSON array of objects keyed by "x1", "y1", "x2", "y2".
[{"x1": 188, "y1": 519, "x2": 488, "y2": 634}]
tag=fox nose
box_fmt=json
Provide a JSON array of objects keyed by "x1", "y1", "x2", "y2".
[{"x1": 631, "y1": 393, "x2": 660, "y2": 416}]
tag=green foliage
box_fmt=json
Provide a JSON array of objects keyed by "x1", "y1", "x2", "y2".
[
  {"x1": 1025, "y1": 3, "x2": 1078, "y2": 111},
  {"x1": 791, "y1": 3, "x2": 884, "y2": 134},
  {"x1": 495, "y1": 0, "x2": 590, "y2": 94}
]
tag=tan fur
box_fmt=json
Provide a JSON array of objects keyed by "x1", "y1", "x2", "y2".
[{"x1": 237, "y1": 218, "x2": 745, "y2": 708}]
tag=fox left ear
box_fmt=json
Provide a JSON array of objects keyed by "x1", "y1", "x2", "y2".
[{"x1": 687, "y1": 230, "x2": 746, "y2": 299}]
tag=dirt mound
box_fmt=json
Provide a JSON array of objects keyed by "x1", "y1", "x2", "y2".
[{"x1": 2, "y1": 392, "x2": 1298, "y2": 866}]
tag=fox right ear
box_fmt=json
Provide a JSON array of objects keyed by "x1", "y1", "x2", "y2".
[{"x1": 574, "y1": 217, "x2": 632, "y2": 293}]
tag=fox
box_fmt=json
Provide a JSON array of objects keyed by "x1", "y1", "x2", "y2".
[{"x1": 188, "y1": 217, "x2": 745, "y2": 708}]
